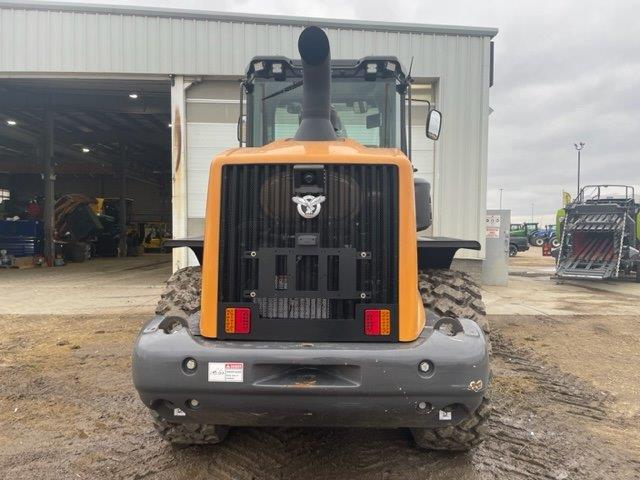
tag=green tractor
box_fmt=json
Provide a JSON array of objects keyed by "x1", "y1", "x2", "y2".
[{"x1": 509, "y1": 223, "x2": 538, "y2": 239}]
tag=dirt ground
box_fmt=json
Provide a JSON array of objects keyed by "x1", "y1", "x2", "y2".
[{"x1": 1, "y1": 251, "x2": 639, "y2": 479}]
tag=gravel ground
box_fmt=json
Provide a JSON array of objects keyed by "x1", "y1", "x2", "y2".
[{"x1": 1, "y1": 254, "x2": 639, "y2": 479}]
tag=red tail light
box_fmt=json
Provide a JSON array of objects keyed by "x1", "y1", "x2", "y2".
[
  {"x1": 364, "y1": 309, "x2": 391, "y2": 336},
  {"x1": 225, "y1": 307, "x2": 251, "y2": 334}
]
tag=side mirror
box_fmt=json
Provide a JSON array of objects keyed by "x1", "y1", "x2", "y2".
[
  {"x1": 236, "y1": 114, "x2": 247, "y2": 145},
  {"x1": 425, "y1": 109, "x2": 442, "y2": 140}
]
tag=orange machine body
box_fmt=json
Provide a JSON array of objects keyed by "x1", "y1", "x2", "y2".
[{"x1": 199, "y1": 138, "x2": 425, "y2": 342}]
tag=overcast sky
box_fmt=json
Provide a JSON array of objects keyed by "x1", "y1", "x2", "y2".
[{"x1": 48, "y1": 0, "x2": 640, "y2": 224}]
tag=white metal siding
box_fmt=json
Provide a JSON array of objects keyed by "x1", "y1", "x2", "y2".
[
  {"x1": 186, "y1": 122, "x2": 236, "y2": 218},
  {"x1": 0, "y1": 5, "x2": 494, "y2": 258},
  {"x1": 0, "y1": 8, "x2": 490, "y2": 79}
]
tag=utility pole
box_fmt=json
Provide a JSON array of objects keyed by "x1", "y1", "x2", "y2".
[
  {"x1": 574, "y1": 142, "x2": 585, "y2": 197},
  {"x1": 499, "y1": 188, "x2": 503, "y2": 210}
]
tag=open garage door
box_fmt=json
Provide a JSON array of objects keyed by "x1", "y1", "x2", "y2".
[{"x1": 0, "y1": 78, "x2": 171, "y2": 266}]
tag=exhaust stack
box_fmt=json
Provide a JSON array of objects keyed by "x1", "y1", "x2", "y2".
[{"x1": 294, "y1": 26, "x2": 337, "y2": 141}]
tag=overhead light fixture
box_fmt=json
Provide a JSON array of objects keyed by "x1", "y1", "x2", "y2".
[
  {"x1": 253, "y1": 61, "x2": 265, "y2": 72},
  {"x1": 385, "y1": 61, "x2": 396, "y2": 72},
  {"x1": 129, "y1": 92, "x2": 139, "y2": 99},
  {"x1": 6, "y1": 120, "x2": 17, "y2": 126},
  {"x1": 82, "y1": 147, "x2": 90, "y2": 153}
]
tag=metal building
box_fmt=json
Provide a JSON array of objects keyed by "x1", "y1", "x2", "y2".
[{"x1": 0, "y1": 1, "x2": 497, "y2": 273}]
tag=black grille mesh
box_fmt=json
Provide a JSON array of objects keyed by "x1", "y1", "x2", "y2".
[{"x1": 218, "y1": 164, "x2": 398, "y2": 319}]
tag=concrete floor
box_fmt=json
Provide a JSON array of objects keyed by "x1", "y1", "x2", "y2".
[
  {"x1": 1, "y1": 249, "x2": 637, "y2": 317},
  {"x1": 484, "y1": 247, "x2": 638, "y2": 316},
  {"x1": 0, "y1": 254, "x2": 171, "y2": 315}
]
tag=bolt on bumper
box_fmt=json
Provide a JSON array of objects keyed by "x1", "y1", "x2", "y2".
[{"x1": 132, "y1": 314, "x2": 490, "y2": 428}]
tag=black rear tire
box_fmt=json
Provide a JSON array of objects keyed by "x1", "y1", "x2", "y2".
[
  {"x1": 156, "y1": 266, "x2": 202, "y2": 315},
  {"x1": 413, "y1": 269, "x2": 491, "y2": 451},
  {"x1": 152, "y1": 266, "x2": 229, "y2": 445},
  {"x1": 509, "y1": 244, "x2": 518, "y2": 257},
  {"x1": 151, "y1": 411, "x2": 229, "y2": 445},
  {"x1": 411, "y1": 398, "x2": 490, "y2": 451}
]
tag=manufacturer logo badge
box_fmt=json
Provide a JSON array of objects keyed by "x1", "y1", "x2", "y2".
[
  {"x1": 467, "y1": 380, "x2": 483, "y2": 392},
  {"x1": 292, "y1": 195, "x2": 326, "y2": 219}
]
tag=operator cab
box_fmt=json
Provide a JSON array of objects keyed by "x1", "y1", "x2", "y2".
[{"x1": 238, "y1": 56, "x2": 441, "y2": 155}]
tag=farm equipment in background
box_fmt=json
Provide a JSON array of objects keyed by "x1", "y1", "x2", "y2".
[
  {"x1": 92, "y1": 198, "x2": 140, "y2": 257},
  {"x1": 547, "y1": 231, "x2": 560, "y2": 248},
  {"x1": 140, "y1": 222, "x2": 171, "y2": 252},
  {"x1": 1, "y1": 194, "x2": 99, "y2": 263},
  {"x1": 55, "y1": 194, "x2": 103, "y2": 262},
  {"x1": 529, "y1": 225, "x2": 558, "y2": 247},
  {"x1": 509, "y1": 236, "x2": 530, "y2": 257},
  {"x1": 0, "y1": 219, "x2": 43, "y2": 258},
  {"x1": 510, "y1": 222, "x2": 538, "y2": 242},
  {"x1": 555, "y1": 185, "x2": 640, "y2": 281},
  {"x1": 1, "y1": 194, "x2": 143, "y2": 263}
]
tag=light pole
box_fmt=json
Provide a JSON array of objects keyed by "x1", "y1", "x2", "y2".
[
  {"x1": 499, "y1": 188, "x2": 503, "y2": 210},
  {"x1": 574, "y1": 142, "x2": 585, "y2": 197},
  {"x1": 531, "y1": 203, "x2": 534, "y2": 223}
]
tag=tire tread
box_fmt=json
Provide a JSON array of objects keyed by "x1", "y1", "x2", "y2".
[{"x1": 413, "y1": 269, "x2": 491, "y2": 451}]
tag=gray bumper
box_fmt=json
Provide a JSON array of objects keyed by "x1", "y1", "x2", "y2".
[{"x1": 132, "y1": 315, "x2": 489, "y2": 428}]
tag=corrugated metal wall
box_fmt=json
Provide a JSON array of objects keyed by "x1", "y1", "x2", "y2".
[{"x1": 0, "y1": 5, "x2": 494, "y2": 258}]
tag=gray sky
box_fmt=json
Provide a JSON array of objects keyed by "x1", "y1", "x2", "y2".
[{"x1": 47, "y1": 0, "x2": 640, "y2": 223}]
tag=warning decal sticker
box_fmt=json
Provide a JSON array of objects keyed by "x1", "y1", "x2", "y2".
[{"x1": 208, "y1": 362, "x2": 244, "y2": 383}]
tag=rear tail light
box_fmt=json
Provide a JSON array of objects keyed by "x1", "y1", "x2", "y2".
[
  {"x1": 364, "y1": 309, "x2": 391, "y2": 336},
  {"x1": 225, "y1": 307, "x2": 251, "y2": 334}
]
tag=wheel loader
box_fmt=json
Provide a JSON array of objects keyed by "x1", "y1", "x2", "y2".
[{"x1": 133, "y1": 26, "x2": 490, "y2": 450}]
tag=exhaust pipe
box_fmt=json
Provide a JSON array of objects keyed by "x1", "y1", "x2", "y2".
[{"x1": 294, "y1": 26, "x2": 337, "y2": 141}]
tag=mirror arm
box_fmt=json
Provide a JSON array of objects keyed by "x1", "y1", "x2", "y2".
[
  {"x1": 399, "y1": 90, "x2": 407, "y2": 155},
  {"x1": 237, "y1": 81, "x2": 244, "y2": 146},
  {"x1": 407, "y1": 83, "x2": 412, "y2": 161}
]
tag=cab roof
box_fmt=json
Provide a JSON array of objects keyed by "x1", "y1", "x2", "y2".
[{"x1": 245, "y1": 56, "x2": 406, "y2": 82}]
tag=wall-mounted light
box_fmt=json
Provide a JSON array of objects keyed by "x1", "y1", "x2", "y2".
[
  {"x1": 82, "y1": 147, "x2": 91, "y2": 153},
  {"x1": 128, "y1": 92, "x2": 139, "y2": 99},
  {"x1": 6, "y1": 119, "x2": 17, "y2": 126},
  {"x1": 167, "y1": 123, "x2": 172, "y2": 128}
]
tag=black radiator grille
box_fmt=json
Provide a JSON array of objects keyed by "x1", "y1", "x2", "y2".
[{"x1": 218, "y1": 164, "x2": 398, "y2": 320}]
